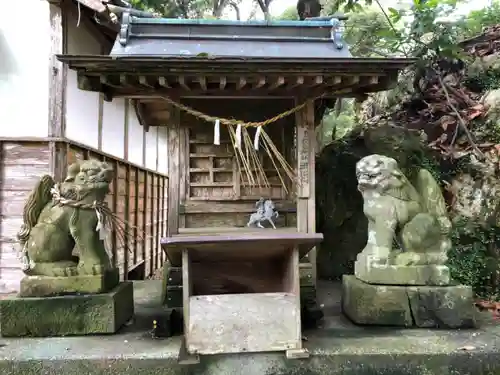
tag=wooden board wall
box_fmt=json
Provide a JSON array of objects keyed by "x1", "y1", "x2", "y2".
[
  {"x1": 66, "y1": 141, "x2": 168, "y2": 279},
  {"x1": 174, "y1": 99, "x2": 297, "y2": 230},
  {"x1": 0, "y1": 142, "x2": 51, "y2": 293}
]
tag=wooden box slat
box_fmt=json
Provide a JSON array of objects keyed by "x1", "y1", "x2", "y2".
[
  {"x1": 187, "y1": 293, "x2": 300, "y2": 355},
  {"x1": 161, "y1": 229, "x2": 323, "y2": 266}
]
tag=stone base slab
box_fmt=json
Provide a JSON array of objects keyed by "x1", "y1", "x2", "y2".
[
  {"x1": 20, "y1": 268, "x2": 120, "y2": 297},
  {"x1": 0, "y1": 282, "x2": 134, "y2": 337},
  {"x1": 354, "y1": 258, "x2": 450, "y2": 286},
  {"x1": 342, "y1": 275, "x2": 476, "y2": 328}
]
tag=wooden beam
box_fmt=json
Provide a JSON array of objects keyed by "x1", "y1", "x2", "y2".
[
  {"x1": 48, "y1": 4, "x2": 67, "y2": 181},
  {"x1": 330, "y1": 76, "x2": 342, "y2": 85},
  {"x1": 269, "y1": 76, "x2": 285, "y2": 90},
  {"x1": 305, "y1": 99, "x2": 316, "y2": 282},
  {"x1": 236, "y1": 77, "x2": 247, "y2": 90},
  {"x1": 133, "y1": 167, "x2": 140, "y2": 265},
  {"x1": 158, "y1": 76, "x2": 171, "y2": 88},
  {"x1": 253, "y1": 77, "x2": 266, "y2": 89},
  {"x1": 167, "y1": 108, "x2": 181, "y2": 235},
  {"x1": 98, "y1": 94, "x2": 104, "y2": 150},
  {"x1": 179, "y1": 76, "x2": 190, "y2": 91},
  {"x1": 219, "y1": 76, "x2": 227, "y2": 90},
  {"x1": 112, "y1": 84, "x2": 366, "y2": 99},
  {"x1": 124, "y1": 99, "x2": 130, "y2": 160},
  {"x1": 120, "y1": 74, "x2": 135, "y2": 88},
  {"x1": 289, "y1": 76, "x2": 304, "y2": 89},
  {"x1": 112, "y1": 159, "x2": 119, "y2": 267},
  {"x1": 133, "y1": 100, "x2": 151, "y2": 132},
  {"x1": 100, "y1": 75, "x2": 120, "y2": 89},
  {"x1": 310, "y1": 75, "x2": 323, "y2": 87},
  {"x1": 198, "y1": 76, "x2": 207, "y2": 91},
  {"x1": 139, "y1": 75, "x2": 155, "y2": 89}
]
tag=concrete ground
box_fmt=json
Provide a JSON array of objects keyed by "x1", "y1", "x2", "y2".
[{"x1": 0, "y1": 280, "x2": 500, "y2": 375}]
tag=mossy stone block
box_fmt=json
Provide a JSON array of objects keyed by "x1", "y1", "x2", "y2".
[
  {"x1": 299, "y1": 263, "x2": 314, "y2": 287},
  {"x1": 19, "y1": 268, "x2": 120, "y2": 297},
  {"x1": 354, "y1": 257, "x2": 450, "y2": 286},
  {"x1": 0, "y1": 282, "x2": 134, "y2": 337},
  {"x1": 300, "y1": 285, "x2": 316, "y2": 308},
  {"x1": 167, "y1": 267, "x2": 183, "y2": 286},
  {"x1": 165, "y1": 286, "x2": 183, "y2": 308},
  {"x1": 342, "y1": 275, "x2": 412, "y2": 326},
  {"x1": 342, "y1": 275, "x2": 476, "y2": 328},
  {"x1": 161, "y1": 265, "x2": 182, "y2": 306},
  {"x1": 406, "y1": 285, "x2": 476, "y2": 328}
]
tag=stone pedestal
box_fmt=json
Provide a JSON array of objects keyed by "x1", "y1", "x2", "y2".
[
  {"x1": 354, "y1": 255, "x2": 451, "y2": 286},
  {"x1": 0, "y1": 282, "x2": 134, "y2": 337},
  {"x1": 19, "y1": 268, "x2": 120, "y2": 297},
  {"x1": 341, "y1": 275, "x2": 476, "y2": 328}
]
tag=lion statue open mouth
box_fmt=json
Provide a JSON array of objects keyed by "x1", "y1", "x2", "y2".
[
  {"x1": 355, "y1": 154, "x2": 451, "y2": 267},
  {"x1": 16, "y1": 159, "x2": 115, "y2": 277}
]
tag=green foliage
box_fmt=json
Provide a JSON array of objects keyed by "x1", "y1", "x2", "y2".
[
  {"x1": 129, "y1": 0, "x2": 212, "y2": 17},
  {"x1": 448, "y1": 218, "x2": 500, "y2": 299},
  {"x1": 459, "y1": 0, "x2": 500, "y2": 39},
  {"x1": 344, "y1": 10, "x2": 398, "y2": 57},
  {"x1": 466, "y1": 70, "x2": 500, "y2": 92},
  {"x1": 277, "y1": 6, "x2": 298, "y2": 20},
  {"x1": 318, "y1": 100, "x2": 356, "y2": 146}
]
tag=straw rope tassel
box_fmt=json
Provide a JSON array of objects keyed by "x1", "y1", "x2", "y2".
[
  {"x1": 235, "y1": 124, "x2": 242, "y2": 149},
  {"x1": 213, "y1": 119, "x2": 220, "y2": 145},
  {"x1": 254, "y1": 126, "x2": 262, "y2": 150}
]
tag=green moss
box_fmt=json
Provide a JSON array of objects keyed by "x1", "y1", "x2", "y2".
[
  {"x1": 0, "y1": 282, "x2": 134, "y2": 337},
  {"x1": 448, "y1": 218, "x2": 500, "y2": 299}
]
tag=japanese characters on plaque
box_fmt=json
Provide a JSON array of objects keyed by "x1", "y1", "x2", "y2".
[{"x1": 298, "y1": 125, "x2": 310, "y2": 197}]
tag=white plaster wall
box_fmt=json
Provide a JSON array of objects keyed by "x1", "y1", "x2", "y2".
[
  {"x1": 65, "y1": 10, "x2": 101, "y2": 148},
  {"x1": 64, "y1": 8, "x2": 169, "y2": 170},
  {"x1": 157, "y1": 126, "x2": 168, "y2": 174},
  {"x1": 101, "y1": 99, "x2": 126, "y2": 159},
  {"x1": 128, "y1": 105, "x2": 144, "y2": 165},
  {"x1": 145, "y1": 127, "x2": 158, "y2": 170},
  {"x1": 0, "y1": 1, "x2": 51, "y2": 138}
]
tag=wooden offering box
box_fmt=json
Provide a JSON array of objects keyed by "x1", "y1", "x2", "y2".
[{"x1": 161, "y1": 227, "x2": 323, "y2": 359}]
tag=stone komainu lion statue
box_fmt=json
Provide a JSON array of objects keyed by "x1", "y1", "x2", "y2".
[
  {"x1": 355, "y1": 154, "x2": 452, "y2": 266},
  {"x1": 17, "y1": 159, "x2": 114, "y2": 277}
]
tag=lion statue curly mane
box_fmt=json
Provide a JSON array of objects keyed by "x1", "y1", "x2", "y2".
[
  {"x1": 17, "y1": 159, "x2": 115, "y2": 277},
  {"x1": 355, "y1": 154, "x2": 451, "y2": 267}
]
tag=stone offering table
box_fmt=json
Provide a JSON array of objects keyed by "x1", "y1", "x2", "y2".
[{"x1": 161, "y1": 227, "x2": 323, "y2": 361}]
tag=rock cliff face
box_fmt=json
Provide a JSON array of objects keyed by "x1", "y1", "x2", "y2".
[{"x1": 316, "y1": 25, "x2": 500, "y2": 283}]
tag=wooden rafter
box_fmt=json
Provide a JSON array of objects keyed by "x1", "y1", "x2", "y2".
[
  {"x1": 219, "y1": 77, "x2": 227, "y2": 90},
  {"x1": 139, "y1": 76, "x2": 154, "y2": 88},
  {"x1": 90, "y1": 72, "x2": 389, "y2": 100},
  {"x1": 158, "y1": 76, "x2": 170, "y2": 88},
  {"x1": 253, "y1": 77, "x2": 266, "y2": 89},
  {"x1": 236, "y1": 77, "x2": 247, "y2": 90}
]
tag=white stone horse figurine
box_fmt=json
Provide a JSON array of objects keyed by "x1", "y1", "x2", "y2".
[{"x1": 247, "y1": 198, "x2": 279, "y2": 229}]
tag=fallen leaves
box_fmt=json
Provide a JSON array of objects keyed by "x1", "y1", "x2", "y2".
[
  {"x1": 387, "y1": 25, "x2": 500, "y2": 160},
  {"x1": 475, "y1": 299, "x2": 500, "y2": 319}
]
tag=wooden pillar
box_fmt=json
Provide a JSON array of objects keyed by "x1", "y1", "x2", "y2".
[
  {"x1": 48, "y1": 3, "x2": 67, "y2": 180},
  {"x1": 167, "y1": 108, "x2": 181, "y2": 235},
  {"x1": 295, "y1": 98, "x2": 316, "y2": 282}
]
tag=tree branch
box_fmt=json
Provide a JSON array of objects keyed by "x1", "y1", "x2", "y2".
[
  {"x1": 229, "y1": 1, "x2": 241, "y2": 20},
  {"x1": 436, "y1": 73, "x2": 484, "y2": 160}
]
